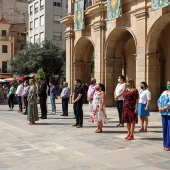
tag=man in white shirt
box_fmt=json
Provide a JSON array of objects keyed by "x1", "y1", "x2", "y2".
[{"x1": 15, "y1": 81, "x2": 24, "y2": 113}]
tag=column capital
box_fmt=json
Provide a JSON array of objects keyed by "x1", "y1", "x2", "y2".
[{"x1": 145, "y1": 52, "x2": 162, "y2": 59}]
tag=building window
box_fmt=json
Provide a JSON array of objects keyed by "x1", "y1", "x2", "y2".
[
  {"x1": 30, "y1": 37, "x2": 33, "y2": 43},
  {"x1": 34, "y1": 34, "x2": 39, "y2": 43},
  {"x1": 53, "y1": 32, "x2": 62, "y2": 41},
  {"x1": 53, "y1": 16, "x2": 61, "y2": 23},
  {"x1": 40, "y1": 15, "x2": 44, "y2": 26},
  {"x1": 40, "y1": 32, "x2": 44, "y2": 43},
  {"x1": 2, "y1": 45, "x2": 8, "y2": 53},
  {"x1": 34, "y1": 2, "x2": 38, "y2": 13},
  {"x1": 2, "y1": 30, "x2": 7, "y2": 36},
  {"x1": 2, "y1": 61, "x2": 7, "y2": 73},
  {"x1": 30, "y1": 21, "x2": 33, "y2": 30},
  {"x1": 40, "y1": 0, "x2": 44, "y2": 9},
  {"x1": 34, "y1": 18, "x2": 38, "y2": 29},
  {"x1": 30, "y1": 5, "x2": 33, "y2": 15},
  {"x1": 54, "y1": 0, "x2": 62, "y2": 7}
]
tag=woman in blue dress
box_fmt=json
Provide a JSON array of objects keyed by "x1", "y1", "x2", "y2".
[{"x1": 157, "y1": 80, "x2": 170, "y2": 151}]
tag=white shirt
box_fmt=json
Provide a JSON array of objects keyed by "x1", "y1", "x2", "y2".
[
  {"x1": 139, "y1": 89, "x2": 151, "y2": 104},
  {"x1": 16, "y1": 84, "x2": 23, "y2": 96},
  {"x1": 115, "y1": 83, "x2": 125, "y2": 100}
]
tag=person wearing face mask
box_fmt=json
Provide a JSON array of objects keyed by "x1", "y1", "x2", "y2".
[
  {"x1": 114, "y1": 75, "x2": 126, "y2": 127},
  {"x1": 22, "y1": 81, "x2": 30, "y2": 115},
  {"x1": 90, "y1": 83, "x2": 107, "y2": 133},
  {"x1": 72, "y1": 79, "x2": 84, "y2": 128},
  {"x1": 122, "y1": 79, "x2": 139, "y2": 140},
  {"x1": 87, "y1": 78, "x2": 98, "y2": 121},
  {"x1": 138, "y1": 82, "x2": 151, "y2": 132},
  {"x1": 157, "y1": 80, "x2": 170, "y2": 151}
]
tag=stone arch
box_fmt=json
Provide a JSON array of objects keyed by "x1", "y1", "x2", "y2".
[
  {"x1": 146, "y1": 13, "x2": 170, "y2": 110},
  {"x1": 104, "y1": 26, "x2": 137, "y2": 106},
  {"x1": 73, "y1": 37, "x2": 95, "y2": 84}
]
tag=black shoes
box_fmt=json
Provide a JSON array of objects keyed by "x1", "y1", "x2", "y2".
[
  {"x1": 42, "y1": 117, "x2": 47, "y2": 119},
  {"x1": 60, "y1": 114, "x2": 68, "y2": 116}
]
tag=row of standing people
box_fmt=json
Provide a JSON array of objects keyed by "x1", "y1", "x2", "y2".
[{"x1": 72, "y1": 76, "x2": 170, "y2": 151}]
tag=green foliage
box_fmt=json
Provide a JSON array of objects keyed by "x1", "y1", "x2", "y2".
[
  {"x1": 9, "y1": 40, "x2": 66, "y2": 78},
  {"x1": 34, "y1": 68, "x2": 46, "y2": 83}
]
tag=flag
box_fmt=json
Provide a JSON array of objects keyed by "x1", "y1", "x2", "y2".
[
  {"x1": 74, "y1": 0, "x2": 84, "y2": 31},
  {"x1": 107, "y1": 0, "x2": 122, "y2": 21},
  {"x1": 151, "y1": 0, "x2": 170, "y2": 11}
]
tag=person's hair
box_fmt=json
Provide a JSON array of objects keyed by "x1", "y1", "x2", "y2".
[
  {"x1": 49, "y1": 81, "x2": 53, "y2": 84},
  {"x1": 127, "y1": 79, "x2": 136, "y2": 89},
  {"x1": 119, "y1": 75, "x2": 126, "y2": 81},
  {"x1": 98, "y1": 83, "x2": 105, "y2": 92},
  {"x1": 18, "y1": 80, "x2": 22, "y2": 84},
  {"x1": 75, "y1": 79, "x2": 81, "y2": 84},
  {"x1": 29, "y1": 79, "x2": 36, "y2": 87},
  {"x1": 141, "y1": 81, "x2": 148, "y2": 88},
  {"x1": 25, "y1": 80, "x2": 29, "y2": 84},
  {"x1": 64, "y1": 82, "x2": 68, "y2": 86},
  {"x1": 39, "y1": 77, "x2": 44, "y2": 80},
  {"x1": 91, "y1": 78, "x2": 96, "y2": 83}
]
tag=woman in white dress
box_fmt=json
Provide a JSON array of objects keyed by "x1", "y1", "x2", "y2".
[{"x1": 90, "y1": 83, "x2": 107, "y2": 133}]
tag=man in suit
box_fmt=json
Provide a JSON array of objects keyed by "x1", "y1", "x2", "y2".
[{"x1": 38, "y1": 77, "x2": 47, "y2": 119}]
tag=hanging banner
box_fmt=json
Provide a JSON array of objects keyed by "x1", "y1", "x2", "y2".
[
  {"x1": 107, "y1": 0, "x2": 122, "y2": 21},
  {"x1": 74, "y1": 0, "x2": 84, "y2": 31},
  {"x1": 151, "y1": 0, "x2": 170, "y2": 11}
]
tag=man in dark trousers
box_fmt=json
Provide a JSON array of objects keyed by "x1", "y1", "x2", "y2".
[
  {"x1": 72, "y1": 79, "x2": 84, "y2": 128},
  {"x1": 38, "y1": 77, "x2": 47, "y2": 119}
]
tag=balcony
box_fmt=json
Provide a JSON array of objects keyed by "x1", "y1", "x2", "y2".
[{"x1": 0, "y1": 36, "x2": 13, "y2": 41}]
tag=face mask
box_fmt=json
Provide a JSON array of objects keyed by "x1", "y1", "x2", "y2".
[
  {"x1": 118, "y1": 79, "x2": 121, "y2": 83},
  {"x1": 90, "y1": 81, "x2": 94, "y2": 84},
  {"x1": 96, "y1": 87, "x2": 99, "y2": 91},
  {"x1": 167, "y1": 84, "x2": 170, "y2": 90},
  {"x1": 74, "y1": 83, "x2": 77, "y2": 87},
  {"x1": 126, "y1": 83, "x2": 130, "y2": 88},
  {"x1": 141, "y1": 86, "x2": 144, "y2": 89}
]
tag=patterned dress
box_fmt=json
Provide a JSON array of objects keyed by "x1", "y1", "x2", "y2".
[
  {"x1": 27, "y1": 86, "x2": 39, "y2": 122},
  {"x1": 90, "y1": 91, "x2": 107, "y2": 125},
  {"x1": 122, "y1": 89, "x2": 139, "y2": 124}
]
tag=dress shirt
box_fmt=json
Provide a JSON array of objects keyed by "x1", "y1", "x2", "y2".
[
  {"x1": 50, "y1": 85, "x2": 57, "y2": 99},
  {"x1": 87, "y1": 84, "x2": 97, "y2": 99},
  {"x1": 60, "y1": 87, "x2": 70, "y2": 98},
  {"x1": 16, "y1": 84, "x2": 23, "y2": 96},
  {"x1": 22, "y1": 86, "x2": 30, "y2": 96}
]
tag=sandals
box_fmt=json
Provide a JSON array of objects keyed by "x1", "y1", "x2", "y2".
[
  {"x1": 95, "y1": 129, "x2": 103, "y2": 133},
  {"x1": 139, "y1": 128, "x2": 147, "y2": 132},
  {"x1": 116, "y1": 124, "x2": 124, "y2": 127}
]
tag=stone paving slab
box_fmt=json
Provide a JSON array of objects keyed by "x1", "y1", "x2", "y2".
[{"x1": 0, "y1": 98, "x2": 169, "y2": 170}]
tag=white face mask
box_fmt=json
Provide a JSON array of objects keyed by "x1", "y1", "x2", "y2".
[{"x1": 118, "y1": 79, "x2": 121, "y2": 83}]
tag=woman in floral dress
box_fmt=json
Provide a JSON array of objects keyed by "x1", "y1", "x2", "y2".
[
  {"x1": 122, "y1": 79, "x2": 139, "y2": 140},
  {"x1": 27, "y1": 79, "x2": 39, "y2": 125},
  {"x1": 90, "y1": 83, "x2": 107, "y2": 133}
]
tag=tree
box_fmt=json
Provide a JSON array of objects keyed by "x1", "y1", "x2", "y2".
[
  {"x1": 34, "y1": 68, "x2": 46, "y2": 83},
  {"x1": 9, "y1": 40, "x2": 65, "y2": 79}
]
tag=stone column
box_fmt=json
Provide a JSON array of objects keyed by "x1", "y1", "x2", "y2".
[
  {"x1": 146, "y1": 53, "x2": 160, "y2": 111},
  {"x1": 135, "y1": 11, "x2": 148, "y2": 89},
  {"x1": 104, "y1": 57, "x2": 122, "y2": 106}
]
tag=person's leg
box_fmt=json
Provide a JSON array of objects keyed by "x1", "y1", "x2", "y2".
[
  {"x1": 11, "y1": 94, "x2": 14, "y2": 109},
  {"x1": 162, "y1": 115, "x2": 168, "y2": 148},
  {"x1": 42, "y1": 97, "x2": 47, "y2": 118},
  {"x1": 62, "y1": 98, "x2": 67, "y2": 115},
  {"x1": 40, "y1": 97, "x2": 44, "y2": 117},
  {"x1": 24, "y1": 96, "x2": 28, "y2": 113},
  {"x1": 116, "y1": 101, "x2": 121, "y2": 125},
  {"x1": 53, "y1": 98, "x2": 56, "y2": 113},
  {"x1": 166, "y1": 116, "x2": 170, "y2": 148},
  {"x1": 144, "y1": 116, "x2": 148, "y2": 131},
  {"x1": 65, "y1": 98, "x2": 69, "y2": 115},
  {"x1": 51, "y1": 99, "x2": 54, "y2": 112},
  {"x1": 73, "y1": 103, "x2": 79, "y2": 125},
  {"x1": 77, "y1": 103, "x2": 83, "y2": 126},
  {"x1": 130, "y1": 123, "x2": 135, "y2": 136},
  {"x1": 119, "y1": 100, "x2": 124, "y2": 126},
  {"x1": 8, "y1": 95, "x2": 11, "y2": 109},
  {"x1": 140, "y1": 116, "x2": 144, "y2": 131},
  {"x1": 18, "y1": 96, "x2": 22, "y2": 112}
]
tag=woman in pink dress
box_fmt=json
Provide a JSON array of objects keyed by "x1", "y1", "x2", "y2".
[{"x1": 90, "y1": 83, "x2": 107, "y2": 133}]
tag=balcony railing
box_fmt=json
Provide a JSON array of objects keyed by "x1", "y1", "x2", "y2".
[{"x1": 0, "y1": 36, "x2": 13, "y2": 41}]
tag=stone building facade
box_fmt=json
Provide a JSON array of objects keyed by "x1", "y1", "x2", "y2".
[{"x1": 61, "y1": 0, "x2": 170, "y2": 110}]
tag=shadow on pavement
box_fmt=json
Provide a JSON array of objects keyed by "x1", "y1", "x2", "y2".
[{"x1": 139, "y1": 137, "x2": 162, "y2": 141}]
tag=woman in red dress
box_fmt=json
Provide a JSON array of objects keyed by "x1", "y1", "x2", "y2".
[{"x1": 122, "y1": 79, "x2": 139, "y2": 140}]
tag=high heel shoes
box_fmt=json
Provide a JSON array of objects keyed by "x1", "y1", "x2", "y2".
[{"x1": 127, "y1": 135, "x2": 134, "y2": 140}]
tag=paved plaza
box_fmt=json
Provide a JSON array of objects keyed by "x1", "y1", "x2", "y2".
[{"x1": 0, "y1": 98, "x2": 169, "y2": 170}]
